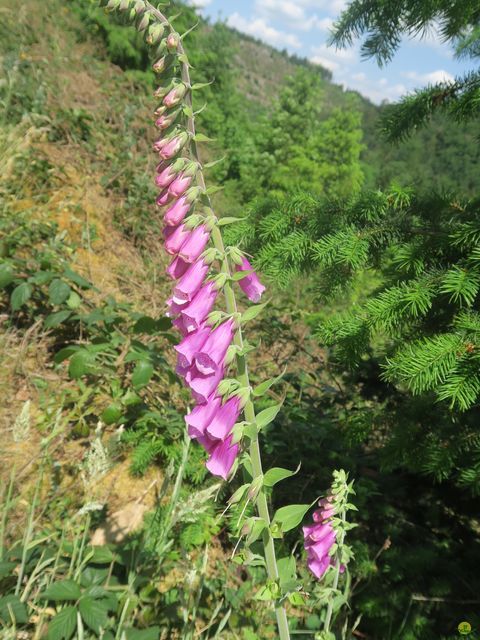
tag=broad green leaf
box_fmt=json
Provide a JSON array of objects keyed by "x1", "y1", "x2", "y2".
[
  {"x1": 79, "y1": 596, "x2": 109, "y2": 633},
  {"x1": 277, "y1": 555, "x2": 297, "y2": 590},
  {"x1": 66, "y1": 291, "x2": 82, "y2": 309},
  {"x1": 241, "y1": 302, "x2": 267, "y2": 324},
  {"x1": 272, "y1": 503, "x2": 311, "y2": 533},
  {"x1": 49, "y1": 279, "x2": 71, "y2": 305},
  {"x1": 63, "y1": 268, "x2": 92, "y2": 289},
  {"x1": 288, "y1": 592, "x2": 306, "y2": 606},
  {"x1": 101, "y1": 403, "x2": 122, "y2": 425},
  {"x1": 0, "y1": 594, "x2": 28, "y2": 624},
  {"x1": 133, "y1": 315, "x2": 157, "y2": 334},
  {"x1": 88, "y1": 545, "x2": 115, "y2": 564},
  {"x1": 255, "y1": 403, "x2": 282, "y2": 431},
  {"x1": 124, "y1": 627, "x2": 161, "y2": 640},
  {"x1": 133, "y1": 315, "x2": 172, "y2": 334},
  {"x1": 131, "y1": 360, "x2": 154, "y2": 388},
  {"x1": 0, "y1": 561, "x2": 15, "y2": 578},
  {"x1": 0, "y1": 263, "x2": 14, "y2": 288},
  {"x1": 47, "y1": 606, "x2": 77, "y2": 640},
  {"x1": 44, "y1": 310, "x2": 72, "y2": 328},
  {"x1": 29, "y1": 270, "x2": 55, "y2": 285},
  {"x1": 54, "y1": 346, "x2": 79, "y2": 364},
  {"x1": 11, "y1": 282, "x2": 32, "y2": 310},
  {"x1": 42, "y1": 579, "x2": 82, "y2": 601},
  {"x1": 264, "y1": 467, "x2": 295, "y2": 487},
  {"x1": 68, "y1": 351, "x2": 95, "y2": 379}
]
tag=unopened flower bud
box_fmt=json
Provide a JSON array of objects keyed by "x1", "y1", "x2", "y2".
[
  {"x1": 185, "y1": 186, "x2": 201, "y2": 204},
  {"x1": 229, "y1": 246, "x2": 244, "y2": 265},
  {"x1": 183, "y1": 214, "x2": 203, "y2": 230},
  {"x1": 233, "y1": 386, "x2": 251, "y2": 408},
  {"x1": 163, "y1": 83, "x2": 188, "y2": 108},
  {"x1": 153, "y1": 56, "x2": 173, "y2": 74},
  {"x1": 155, "y1": 107, "x2": 181, "y2": 130},
  {"x1": 166, "y1": 32, "x2": 180, "y2": 51},
  {"x1": 133, "y1": 0, "x2": 145, "y2": 14},
  {"x1": 225, "y1": 344, "x2": 238, "y2": 365},
  {"x1": 248, "y1": 475, "x2": 264, "y2": 499},
  {"x1": 183, "y1": 160, "x2": 199, "y2": 178},
  {"x1": 119, "y1": 0, "x2": 130, "y2": 10},
  {"x1": 136, "y1": 11, "x2": 150, "y2": 32},
  {"x1": 212, "y1": 272, "x2": 228, "y2": 290},
  {"x1": 154, "y1": 80, "x2": 175, "y2": 99},
  {"x1": 106, "y1": 0, "x2": 121, "y2": 10},
  {"x1": 157, "y1": 131, "x2": 189, "y2": 160},
  {"x1": 202, "y1": 247, "x2": 218, "y2": 265},
  {"x1": 154, "y1": 106, "x2": 167, "y2": 118},
  {"x1": 146, "y1": 22, "x2": 164, "y2": 45},
  {"x1": 217, "y1": 378, "x2": 239, "y2": 397}
]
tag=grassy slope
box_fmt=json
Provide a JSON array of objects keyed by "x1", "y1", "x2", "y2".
[{"x1": 0, "y1": 0, "x2": 172, "y2": 505}]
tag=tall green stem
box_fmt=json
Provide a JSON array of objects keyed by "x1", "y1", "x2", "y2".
[{"x1": 144, "y1": 4, "x2": 290, "y2": 636}]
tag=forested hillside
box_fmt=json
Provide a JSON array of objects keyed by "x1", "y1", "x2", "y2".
[{"x1": 1, "y1": 0, "x2": 479, "y2": 639}]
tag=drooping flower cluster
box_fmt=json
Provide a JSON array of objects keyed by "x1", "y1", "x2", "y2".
[
  {"x1": 151, "y1": 39, "x2": 266, "y2": 480},
  {"x1": 303, "y1": 496, "x2": 340, "y2": 579}
]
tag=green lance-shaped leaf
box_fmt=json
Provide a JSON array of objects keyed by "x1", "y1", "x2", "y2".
[
  {"x1": 253, "y1": 370, "x2": 286, "y2": 397},
  {"x1": 228, "y1": 483, "x2": 250, "y2": 505},
  {"x1": 241, "y1": 301, "x2": 268, "y2": 324},
  {"x1": 255, "y1": 403, "x2": 282, "y2": 431},
  {"x1": 218, "y1": 216, "x2": 245, "y2": 226},
  {"x1": 264, "y1": 465, "x2": 299, "y2": 487},
  {"x1": 272, "y1": 503, "x2": 311, "y2": 533}
]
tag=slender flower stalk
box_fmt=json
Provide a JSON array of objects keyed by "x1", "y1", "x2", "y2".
[
  {"x1": 100, "y1": 0, "x2": 294, "y2": 635},
  {"x1": 140, "y1": 2, "x2": 291, "y2": 636}
]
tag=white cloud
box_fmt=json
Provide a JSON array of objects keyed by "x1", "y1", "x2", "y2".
[
  {"x1": 255, "y1": 0, "x2": 305, "y2": 22},
  {"x1": 227, "y1": 12, "x2": 301, "y2": 49},
  {"x1": 254, "y1": 0, "x2": 334, "y2": 32},
  {"x1": 298, "y1": 0, "x2": 347, "y2": 16},
  {"x1": 186, "y1": 0, "x2": 212, "y2": 7},
  {"x1": 310, "y1": 55, "x2": 339, "y2": 71},
  {"x1": 347, "y1": 76, "x2": 408, "y2": 103},
  {"x1": 402, "y1": 69, "x2": 455, "y2": 84},
  {"x1": 309, "y1": 43, "x2": 357, "y2": 73}
]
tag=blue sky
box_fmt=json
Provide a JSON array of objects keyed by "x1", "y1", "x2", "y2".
[{"x1": 187, "y1": 0, "x2": 475, "y2": 104}]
